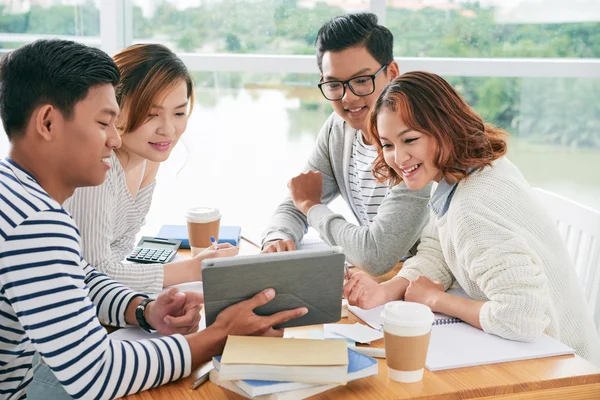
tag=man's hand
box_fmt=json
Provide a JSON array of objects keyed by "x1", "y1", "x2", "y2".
[
  {"x1": 145, "y1": 287, "x2": 204, "y2": 335},
  {"x1": 261, "y1": 239, "x2": 297, "y2": 254},
  {"x1": 185, "y1": 288, "x2": 309, "y2": 368},
  {"x1": 343, "y1": 270, "x2": 389, "y2": 310},
  {"x1": 288, "y1": 171, "x2": 323, "y2": 215},
  {"x1": 404, "y1": 276, "x2": 445, "y2": 311},
  {"x1": 213, "y1": 288, "x2": 308, "y2": 337}
]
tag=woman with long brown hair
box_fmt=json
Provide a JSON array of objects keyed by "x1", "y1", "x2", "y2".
[
  {"x1": 343, "y1": 71, "x2": 600, "y2": 363},
  {"x1": 64, "y1": 44, "x2": 237, "y2": 293}
]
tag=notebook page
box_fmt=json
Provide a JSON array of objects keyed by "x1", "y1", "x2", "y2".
[{"x1": 426, "y1": 322, "x2": 574, "y2": 371}]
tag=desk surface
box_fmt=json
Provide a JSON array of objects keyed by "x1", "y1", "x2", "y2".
[{"x1": 124, "y1": 242, "x2": 600, "y2": 400}]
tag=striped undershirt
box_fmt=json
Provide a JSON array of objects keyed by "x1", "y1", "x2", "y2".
[
  {"x1": 348, "y1": 132, "x2": 389, "y2": 225},
  {"x1": 63, "y1": 152, "x2": 164, "y2": 294},
  {"x1": 0, "y1": 158, "x2": 191, "y2": 400}
]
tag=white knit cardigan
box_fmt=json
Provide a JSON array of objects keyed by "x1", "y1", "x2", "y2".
[{"x1": 397, "y1": 157, "x2": 600, "y2": 365}]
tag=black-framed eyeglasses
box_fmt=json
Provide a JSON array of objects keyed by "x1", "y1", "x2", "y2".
[{"x1": 318, "y1": 62, "x2": 390, "y2": 101}]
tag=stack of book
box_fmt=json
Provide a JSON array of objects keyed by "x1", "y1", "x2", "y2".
[{"x1": 210, "y1": 336, "x2": 378, "y2": 399}]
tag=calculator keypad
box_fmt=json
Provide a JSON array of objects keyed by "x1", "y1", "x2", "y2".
[{"x1": 128, "y1": 247, "x2": 174, "y2": 263}]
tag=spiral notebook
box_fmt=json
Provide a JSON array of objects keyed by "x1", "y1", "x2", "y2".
[{"x1": 426, "y1": 321, "x2": 574, "y2": 371}]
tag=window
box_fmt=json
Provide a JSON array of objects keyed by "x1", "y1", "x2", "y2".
[
  {"x1": 386, "y1": 0, "x2": 600, "y2": 58},
  {"x1": 0, "y1": 0, "x2": 101, "y2": 51},
  {"x1": 132, "y1": 0, "x2": 363, "y2": 54},
  {"x1": 0, "y1": 0, "x2": 598, "y2": 219},
  {"x1": 446, "y1": 75, "x2": 600, "y2": 209}
]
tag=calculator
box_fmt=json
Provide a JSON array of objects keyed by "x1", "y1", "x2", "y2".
[{"x1": 126, "y1": 237, "x2": 182, "y2": 264}]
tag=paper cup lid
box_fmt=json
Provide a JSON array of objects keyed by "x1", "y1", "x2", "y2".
[
  {"x1": 185, "y1": 207, "x2": 221, "y2": 223},
  {"x1": 381, "y1": 301, "x2": 434, "y2": 327}
]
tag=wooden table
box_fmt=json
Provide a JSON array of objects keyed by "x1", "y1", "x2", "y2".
[{"x1": 125, "y1": 242, "x2": 600, "y2": 400}]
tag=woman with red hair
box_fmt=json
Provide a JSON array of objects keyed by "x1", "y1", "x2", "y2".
[{"x1": 343, "y1": 71, "x2": 600, "y2": 364}]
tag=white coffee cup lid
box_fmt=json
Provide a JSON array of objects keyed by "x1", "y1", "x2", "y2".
[
  {"x1": 381, "y1": 301, "x2": 434, "y2": 327},
  {"x1": 185, "y1": 207, "x2": 221, "y2": 223}
]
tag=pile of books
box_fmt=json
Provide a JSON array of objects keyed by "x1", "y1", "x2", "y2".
[{"x1": 209, "y1": 336, "x2": 378, "y2": 399}]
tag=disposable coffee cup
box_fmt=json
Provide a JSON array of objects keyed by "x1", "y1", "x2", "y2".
[
  {"x1": 381, "y1": 301, "x2": 434, "y2": 383},
  {"x1": 185, "y1": 207, "x2": 221, "y2": 257}
]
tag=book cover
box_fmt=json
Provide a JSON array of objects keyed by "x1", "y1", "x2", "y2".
[
  {"x1": 219, "y1": 336, "x2": 349, "y2": 383},
  {"x1": 221, "y1": 336, "x2": 348, "y2": 367}
]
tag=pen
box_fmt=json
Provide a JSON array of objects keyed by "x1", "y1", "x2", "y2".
[
  {"x1": 191, "y1": 364, "x2": 214, "y2": 389},
  {"x1": 344, "y1": 261, "x2": 351, "y2": 281},
  {"x1": 349, "y1": 346, "x2": 386, "y2": 358},
  {"x1": 210, "y1": 236, "x2": 219, "y2": 250}
]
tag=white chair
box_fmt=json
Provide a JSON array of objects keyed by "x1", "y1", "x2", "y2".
[{"x1": 533, "y1": 188, "x2": 600, "y2": 334}]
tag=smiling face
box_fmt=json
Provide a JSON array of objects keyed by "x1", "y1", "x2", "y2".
[
  {"x1": 58, "y1": 83, "x2": 121, "y2": 187},
  {"x1": 321, "y1": 46, "x2": 398, "y2": 133},
  {"x1": 119, "y1": 80, "x2": 189, "y2": 163},
  {"x1": 377, "y1": 108, "x2": 442, "y2": 190}
]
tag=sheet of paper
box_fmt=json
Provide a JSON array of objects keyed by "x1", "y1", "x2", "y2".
[
  {"x1": 324, "y1": 323, "x2": 383, "y2": 344},
  {"x1": 348, "y1": 304, "x2": 384, "y2": 331},
  {"x1": 285, "y1": 325, "x2": 355, "y2": 346}
]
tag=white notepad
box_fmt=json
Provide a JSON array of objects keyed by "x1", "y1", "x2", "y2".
[{"x1": 426, "y1": 322, "x2": 574, "y2": 371}]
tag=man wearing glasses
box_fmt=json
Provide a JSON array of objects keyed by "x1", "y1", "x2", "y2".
[{"x1": 261, "y1": 13, "x2": 431, "y2": 276}]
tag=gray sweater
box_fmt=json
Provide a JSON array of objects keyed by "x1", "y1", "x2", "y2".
[{"x1": 262, "y1": 113, "x2": 431, "y2": 275}]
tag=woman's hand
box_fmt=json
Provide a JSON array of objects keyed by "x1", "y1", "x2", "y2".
[
  {"x1": 343, "y1": 270, "x2": 389, "y2": 310},
  {"x1": 404, "y1": 275, "x2": 445, "y2": 311},
  {"x1": 194, "y1": 242, "x2": 239, "y2": 261}
]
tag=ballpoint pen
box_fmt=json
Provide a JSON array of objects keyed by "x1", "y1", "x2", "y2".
[
  {"x1": 344, "y1": 261, "x2": 351, "y2": 281},
  {"x1": 210, "y1": 236, "x2": 219, "y2": 250}
]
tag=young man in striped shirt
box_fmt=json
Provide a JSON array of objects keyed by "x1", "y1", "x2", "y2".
[
  {"x1": 261, "y1": 13, "x2": 431, "y2": 275},
  {"x1": 0, "y1": 40, "x2": 306, "y2": 400}
]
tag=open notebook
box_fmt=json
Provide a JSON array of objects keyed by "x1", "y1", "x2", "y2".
[
  {"x1": 426, "y1": 320, "x2": 574, "y2": 371},
  {"x1": 348, "y1": 288, "x2": 574, "y2": 371}
]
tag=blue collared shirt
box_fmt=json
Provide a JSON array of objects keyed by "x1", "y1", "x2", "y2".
[{"x1": 428, "y1": 178, "x2": 459, "y2": 217}]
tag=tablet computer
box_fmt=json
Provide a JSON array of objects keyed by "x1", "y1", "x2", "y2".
[{"x1": 202, "y1": 247, "x2": 345, "y2": 329}]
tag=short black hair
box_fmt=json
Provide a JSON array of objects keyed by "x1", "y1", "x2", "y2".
[
  {"x1": 315, "y1": 13, "x2": 394, "y2": 72},
  {"x1": 0, "y1": 39, "x2": 120, "y2": 140}
]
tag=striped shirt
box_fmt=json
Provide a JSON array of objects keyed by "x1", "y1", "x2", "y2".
[
  {"x1": 347, "y1": 133, "x2": 389, "y2": 225},
  {"x1": 0, "y1": 158, "x2": 191, "y2": 400},
  {"x1": 63, "y1": 152, "x2": 164, "y2": 294}
]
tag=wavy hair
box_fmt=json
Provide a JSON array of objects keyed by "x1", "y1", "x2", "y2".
[{"x1": 367, "y1": 71, "x2": 508, "y2": 186}]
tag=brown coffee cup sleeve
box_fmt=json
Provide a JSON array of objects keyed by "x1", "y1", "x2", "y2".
[{"x1": 384, "y1": 331, "x2": 431, "y2": 371}]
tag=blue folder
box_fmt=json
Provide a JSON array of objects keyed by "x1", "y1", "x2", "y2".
[{"x1": 157, "y1": 225, "x2": 241, "y2": 248}]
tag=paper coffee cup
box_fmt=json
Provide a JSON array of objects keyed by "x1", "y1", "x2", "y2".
[
  {"x1": 381, "y1": 301, "x2": 434, "y2": 383},
  {"x1": 185, "y1": 207, "x2": 221, "y2": 256}
]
